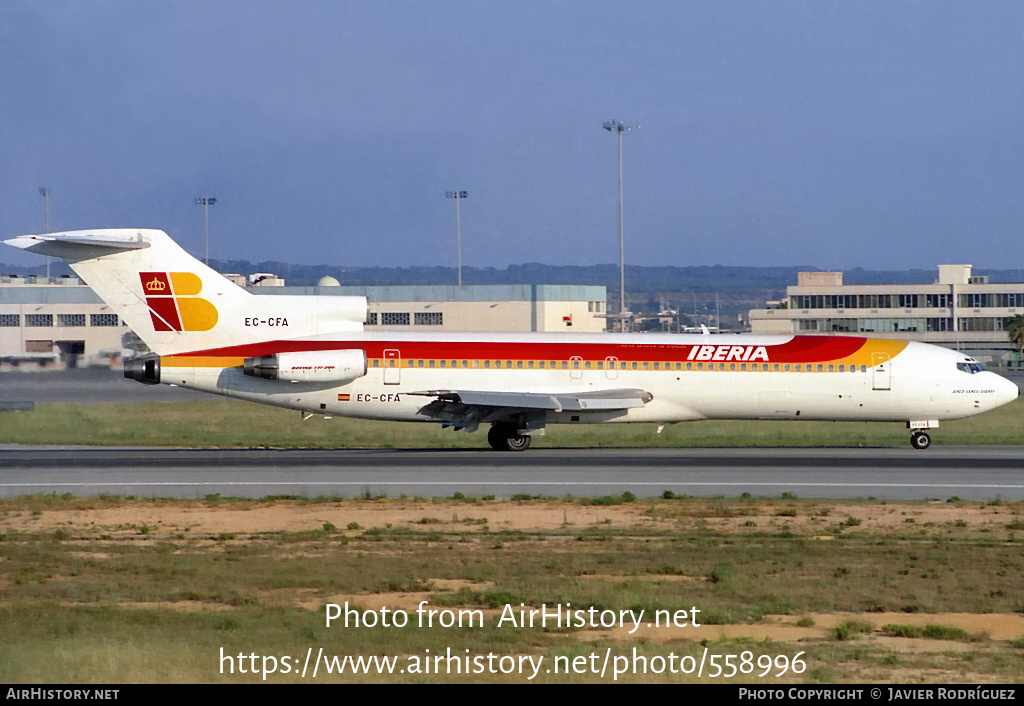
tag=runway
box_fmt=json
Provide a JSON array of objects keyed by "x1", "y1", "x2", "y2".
[
  {"x1": 2, "y1": 446, "x2": 1022, "y2": 501},
  {"x1": 3, "y1": 369, "x2": 1023, "y2": 501}
]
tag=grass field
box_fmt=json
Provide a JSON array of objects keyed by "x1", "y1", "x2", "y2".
[
  {"x1": 2, "y1": 396, "x2": 1022, "y2": 683},
  {"x1": 1, "y1": 394, "x2": 1022, "y2": 448},
  {"x1": 2, "y1": 494, "x2": 1024, "y2": 683}
]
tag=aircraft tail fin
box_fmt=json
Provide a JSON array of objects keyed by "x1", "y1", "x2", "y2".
[{"x1": 4, "y1": 229, "x2": 366, "y2": 356}]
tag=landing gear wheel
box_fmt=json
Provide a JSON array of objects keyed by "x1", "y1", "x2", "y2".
[
  {"x1": 910, "y1": 431, "x2": 931, "y2": 450},
  {"x1": 487, "y1": 424, "x2": 532, "y2": 452},
  {"x1": 487, "y1": 424, "x2": 508, "y2": 450}
]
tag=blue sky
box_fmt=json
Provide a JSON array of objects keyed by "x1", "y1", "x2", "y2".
[{"x1": 2, "y1": 1, "x2": 1022, "y2": 271}]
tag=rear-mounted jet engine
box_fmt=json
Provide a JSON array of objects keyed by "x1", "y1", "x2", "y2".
[
  {"x1": 124, "y1": 354, "x2": 161, "y2": 385},
  {"x1": 243, "y1": 349, "x2": 367, "y2": 383}
]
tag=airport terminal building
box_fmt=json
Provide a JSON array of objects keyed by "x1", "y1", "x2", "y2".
[
  {"x1": 264, "y1": 283, "x2": 606, "y2": 333},
  {"x1": 749, "y1": 265, "x2": 1023, "y2": 364},
  {"x1": 0, "y1": 275, "x2": 607, "y2": 367}
]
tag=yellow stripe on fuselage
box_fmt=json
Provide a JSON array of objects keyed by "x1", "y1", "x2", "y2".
[
  {"x1": 832, "y1": 340, "x2": 908, "y2": 368},
  {"x1": 162, "y1": 356, "x2": 244, "y2": 368}
]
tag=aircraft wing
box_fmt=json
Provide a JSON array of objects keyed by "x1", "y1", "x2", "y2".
[{"x1": 409, "y1": 388, "x2": 653, "y2": 432}]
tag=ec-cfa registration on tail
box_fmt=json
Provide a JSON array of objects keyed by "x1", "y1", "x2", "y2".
[{"x1": 6, "y1": 229, "x2": 1018, "y2": 450}]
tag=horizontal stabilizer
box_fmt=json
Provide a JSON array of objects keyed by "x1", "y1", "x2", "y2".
[
  {"x1": 5, "y1": 231, "x2": 150, "y2": 257},
  {"x1": 3, "y1": 227, "x2": 367, "y2": 356}
]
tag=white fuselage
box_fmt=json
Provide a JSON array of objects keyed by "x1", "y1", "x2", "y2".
[{"x1": 159, "y1": 331, "x2": 1018, "y2": 427}]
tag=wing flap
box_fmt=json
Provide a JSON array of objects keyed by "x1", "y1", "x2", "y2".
[{"x1": 410, "y1": 388, "x2": 652, "y2": 417}]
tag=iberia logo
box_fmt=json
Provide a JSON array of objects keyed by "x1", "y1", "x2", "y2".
[{"x1": 140, "y1": 272, "x2": 218, "y2": 332}]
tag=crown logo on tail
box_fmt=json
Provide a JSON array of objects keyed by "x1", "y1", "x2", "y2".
[{"x1": 146, "y1": 279, "x2": 167, "y2": 292}]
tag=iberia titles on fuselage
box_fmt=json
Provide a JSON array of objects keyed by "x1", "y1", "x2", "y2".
[{"x1": 4, "y1": 228, "x2": 1018, "y2": 451}]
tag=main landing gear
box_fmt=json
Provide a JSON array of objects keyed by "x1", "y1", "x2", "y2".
[
  {"x1": 488, "y1": 423, "x2": 532, "y2": 452},
  {"x1": 910, "y1": 431, "x2": 931, "y2": 450}
]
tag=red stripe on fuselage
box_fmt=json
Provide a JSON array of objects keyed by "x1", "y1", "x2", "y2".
[{"x1": 166, "y1": 336, "x2": 868, "y2": 364}]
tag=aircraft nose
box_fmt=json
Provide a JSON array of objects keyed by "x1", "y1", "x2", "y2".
[{"x1": 995, "y1": 374, "x2": 1019, "y2": 407}]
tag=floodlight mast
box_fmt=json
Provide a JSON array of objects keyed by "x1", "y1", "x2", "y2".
[
  {"x1": 38, "y1": 187, "x2": 51, "y2": 282},
  {"x1": 603, "y1": 120, "x2": 637, "y2": 331},
  {"x1": 194, "y1": 197, "x2": 217, "y2": 265},
  {"x1": 445, "y1": 190, "x2": 468, "y2": 286}
]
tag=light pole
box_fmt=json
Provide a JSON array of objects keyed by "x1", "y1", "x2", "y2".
[
  {"x1": 194, "y1": 197, "x2": 217, "y2": 265},
  {"x1": 445, "y1": 190, "x2": 468, "y2": 286},
  {"x1": 603, "y1": 120, "x2": 637, "y2": 331},
  {"x1": 38, "y1": 187, "x2": 51, "y2": 282}
]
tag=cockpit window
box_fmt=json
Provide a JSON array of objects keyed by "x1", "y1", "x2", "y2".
[{"x1": 956, "y1": 361, "x2": 985, "y2": 374}]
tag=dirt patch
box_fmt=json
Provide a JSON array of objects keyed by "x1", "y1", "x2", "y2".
[
  {"x1": 808, "y1": 612, "x2": 1024, "y2": 641},
  {"x1": 313, "y1": 587, "x2": 496, "y2": 615},
  {"x1": 96, "y1": 601, "x2": 233, "y2": 612},
  {"x1": 5, "y1": 499, "x2": 1022, "y2": 538},
  {"x1": 573, "y1": 611, "x2": 1024, "y2": 645},
  {"x1": 284, "y1": 578, "x2": 494, "y2": 612},
  {"x1": 0, "y1": 500, "x2": 659, "y2": 535},
  {"x1": 650, "y1": 502, "x2": 1024, "y2": 536},
  {"x1": 577, "y1": 573, "x2": 697, "y2": 582}
]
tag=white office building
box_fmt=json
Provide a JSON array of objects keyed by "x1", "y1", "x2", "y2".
[{"x1": 749, "y1": 265, "x2": 1023, "y2": 365}]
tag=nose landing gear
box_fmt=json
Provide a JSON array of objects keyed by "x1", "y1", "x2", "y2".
[{"x1": 910, "y1": 431, "x2": 931, "y2": 450}]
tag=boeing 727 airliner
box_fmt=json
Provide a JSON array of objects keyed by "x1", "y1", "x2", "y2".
[{"x1": 5, "y1": 229, "x2": 1018, "y2": 450}]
